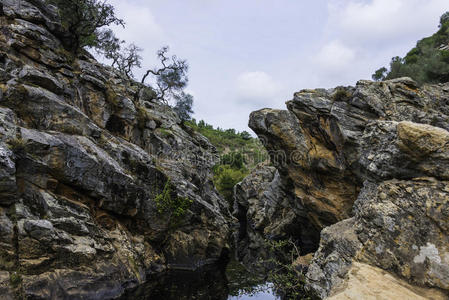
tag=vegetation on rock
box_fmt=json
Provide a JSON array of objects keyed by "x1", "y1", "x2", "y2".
[
  {"x1": 47, "y1": 0, "x2": 124, "y2": 53},
  {"x1": 263, "y1": 239, "x2": 318, "y2": 300},
  {"x1": 373, "y1": 11, "x2": 449, "y2": 84},
  {"x1": 173, "y1": 92, "x2": 194, "y2": 121},
  {"x1": 48, "y1": 0, "x2": 194, "y2": 121},
  {"x1": 154, "y1": 180, "x2": 193, "y2": 227},
  {"x1": 186, "y1": 119, "x2": 268, "y2": 204}
]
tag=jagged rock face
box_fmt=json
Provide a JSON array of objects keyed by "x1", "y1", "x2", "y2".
[
  {"x1": 0, "y1": 0, "x2": 230, "y2": 298},
  {"x1": 248, "y1": 78, "x2": 449, "y2": 298},
  {"x1": 249, "y1": 78, "x2": 449, "y2": 230},
  {"x1": 233, "y1": 164, "x2": 319, "y2": 270},
  {"x1": 307, "y1": 176, "x2": 449, "y2": 299},
  {"x1": 307, "y1": 120, "x2": 449, "y2": 298}
]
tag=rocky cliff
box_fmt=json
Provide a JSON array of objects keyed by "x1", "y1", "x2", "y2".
[
  {"x1": 243, "y1": 78, "x2": 449, "y2": 298},
  {"x1": 0, "y1": 1, "x2": 230, "y2": 299},
  {"x1": 233, "y1": 164, "x2": 319, "y2": 270}
]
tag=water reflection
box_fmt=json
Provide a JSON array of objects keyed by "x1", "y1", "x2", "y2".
[{"x1": 119, "y1": 258, "x2": 279, "y2": 300}]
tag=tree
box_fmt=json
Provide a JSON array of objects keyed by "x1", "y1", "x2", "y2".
[
  {"x1": 213, "y1": 165, "x2": 247, "y2": 205},
  {"x1": 221, "y1": 152, "x2": 245, "y2": 169},
  {"x1": 112, "y1": 44, "x2": 142, "y2": 79},
  {"x1": 95, "y1": 29, "x2": 123, "y2": 61},
  {"x1": 141, "y1": 46, "x2": 189, "y2": 104},
  {"x1": 372, "y1": 67, "x2": 387, "y2": 81},
  {"x1": 173, "y1": 92, "x2": 194, "y2": 121},
  {"x1": 48, "y1": 0, "x2": 124, "y2": 52},
  {"x1": 240, "y1": 131, "x2": 252, "y2": 140},
  {"x1": 440, "y1": 11, "x2": 449, "y2": 27},
  {"x1": 94, "y1": 31, "x2": 142, "y2": 79}
]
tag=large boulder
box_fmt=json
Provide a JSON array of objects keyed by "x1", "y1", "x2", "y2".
[
  {"x1": 249, "y1": 79, "x2": 449, "y2": 231},
  {"x1": 247, "y1": 78, "x2": 449, "y2": 299}
]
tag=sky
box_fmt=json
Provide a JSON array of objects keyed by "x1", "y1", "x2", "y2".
[{"x1": 105, "y1": 0, "x2": 449, "y2": 133}]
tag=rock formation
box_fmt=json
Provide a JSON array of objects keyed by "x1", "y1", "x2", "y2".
[
  {"x1": 233, "y1": 164, "x2": 319, "y2": 270},
  {"x1": 0, "y1": 0, "x2": 230, "y2": 298},
  {"x1": 246, "y1": 78, "x2": 449, "y2": 298}
]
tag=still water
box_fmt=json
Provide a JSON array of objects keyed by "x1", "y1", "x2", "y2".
[{"x1": 119, "y1": 258, "x2": 280, "y2": 300}]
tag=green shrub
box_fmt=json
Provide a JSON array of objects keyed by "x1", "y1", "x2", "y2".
[
  {"x1": 213, "y1": 165, "x2": 247, "y2": 205},
  {"x1": 154, "y1": 180, "x2": 192, "y2": 227},
  {"x1": 185, "y1": 119, "x2": 269, "y2": 204},
  {"x1": 332, "y1": 88, "x2": 352, "y2": 102},
  {"x1": 221, "y1": 152, "x2": 245, "y2": 169}
]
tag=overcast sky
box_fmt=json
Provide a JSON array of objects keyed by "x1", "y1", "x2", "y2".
[{"x1": 106, "y1": 0, "x2": 448, "y2": 133}]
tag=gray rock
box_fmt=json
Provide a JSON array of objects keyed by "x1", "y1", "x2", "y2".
[
  {"x1": 306, "y1": 178, "x2": 449, "y2": 297},
  {"x1": 360, "y1": 121, "x2": 449, "y2": 181},
  {"x1": 51, "y1": 217, "x2": 89, "y2": 235},
  {"x1": 23, "y1": 219, "x2": 55, "y2": 240},
  {"x1": 233, "y1": 164, "x2": 319, "y2": 271},
  {"x1": 0, "y1": 144, "x2": 16, "y2": 205},
  {"x1": 0, "y1": 1, "x2": 230, "y2": 297},
  {"x1": 0, "y1": 271, "x2": 14, "y2": 300},
  {"x1": 247, "y1": 77, "x2": 449, "y2": 297},
  {"x1": 19, "y1": 65, "x2": 63, "y2": 94},
  {"x1": 306, "y1": 218, "x2": 362, "y2": 299}
]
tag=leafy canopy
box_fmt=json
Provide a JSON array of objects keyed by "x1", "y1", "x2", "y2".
[
  {"x1": 141, "y1": 46, "x2": 189, "y2": 104},
  {"x1": 173, "y1": 92, "x2": 194, "y2": 121},
  {"x1": 48, "y1": 0, "x2": 124, "y2": 52}
]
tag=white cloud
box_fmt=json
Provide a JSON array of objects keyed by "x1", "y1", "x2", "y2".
[
  {"x1": 328, "y1": 0, "x2": 449, "y2": 45},
  {"x1": 309, "y1": 0, "x2": 449, "y2": 87},
  {"x1": 108, "y1": 0, "x2": 164, "y2": 43},
  {"x1": 105, "y1": 0, "x2": 167, "y2": 80},
  {"x1": 315, "y1": 40, "x2": 356, "y2": 72},
  {"x1": 235, "y1": 71, "x2": 283, "y2": 106}
]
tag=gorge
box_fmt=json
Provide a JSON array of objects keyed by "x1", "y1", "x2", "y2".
[{"x1": 0, "y1": 1, "x2": 448, "y2": 299}]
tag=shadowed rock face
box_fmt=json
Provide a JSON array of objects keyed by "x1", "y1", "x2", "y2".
[
  {"x1": 247, "y1": 78, "x2": 449, "y2": 298},
  {"x1": 0, "y1": 0, "x2": 230, "y2": 298},
  {"x1": 233, "y1": 164, "x2": 320, "y2": 271}
]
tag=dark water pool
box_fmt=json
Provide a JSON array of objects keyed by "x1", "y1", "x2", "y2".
[{"x1": 119, "y1": 258, "x2": 279, "y2": 300}]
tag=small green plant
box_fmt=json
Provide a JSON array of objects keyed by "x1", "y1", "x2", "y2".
[
  {"x1": 7, "y1": 137, "x2": 26, "y2": 154},
  {"x1": 154, "y1": 180, "x2": 193, "y2": 227},
  {"x1": 332, "y1": 88, "x2": 352, "y2": 102},
  {"x1": 9, "y1": 272, "x2": 22, "y2": 287},
  {"x1": 157, "y1": 128, "x2": 173, "y2": 137},
  {"x1": 261, "y1": 239, "x2": 318, "y2": 300}
]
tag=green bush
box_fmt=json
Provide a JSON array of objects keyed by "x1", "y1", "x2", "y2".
[
  {"x1": 185, "y1": 119, "x2": 269, "y2": 204},
  {"x1": 9, "y1": 272, "x2": 22, "y2": 287},
  {"x1": 332, "y1": 88, "x2": 352, "y2": 102},
  {"x1": 154, "y1": 180, "x2": 192, "y2": 227},
  {"x1": 213, "y1": 165, "x2": 247, "y2": 205},
  {"x1": 221, "y1": 152, "x2": 245, "y2": 169}
]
